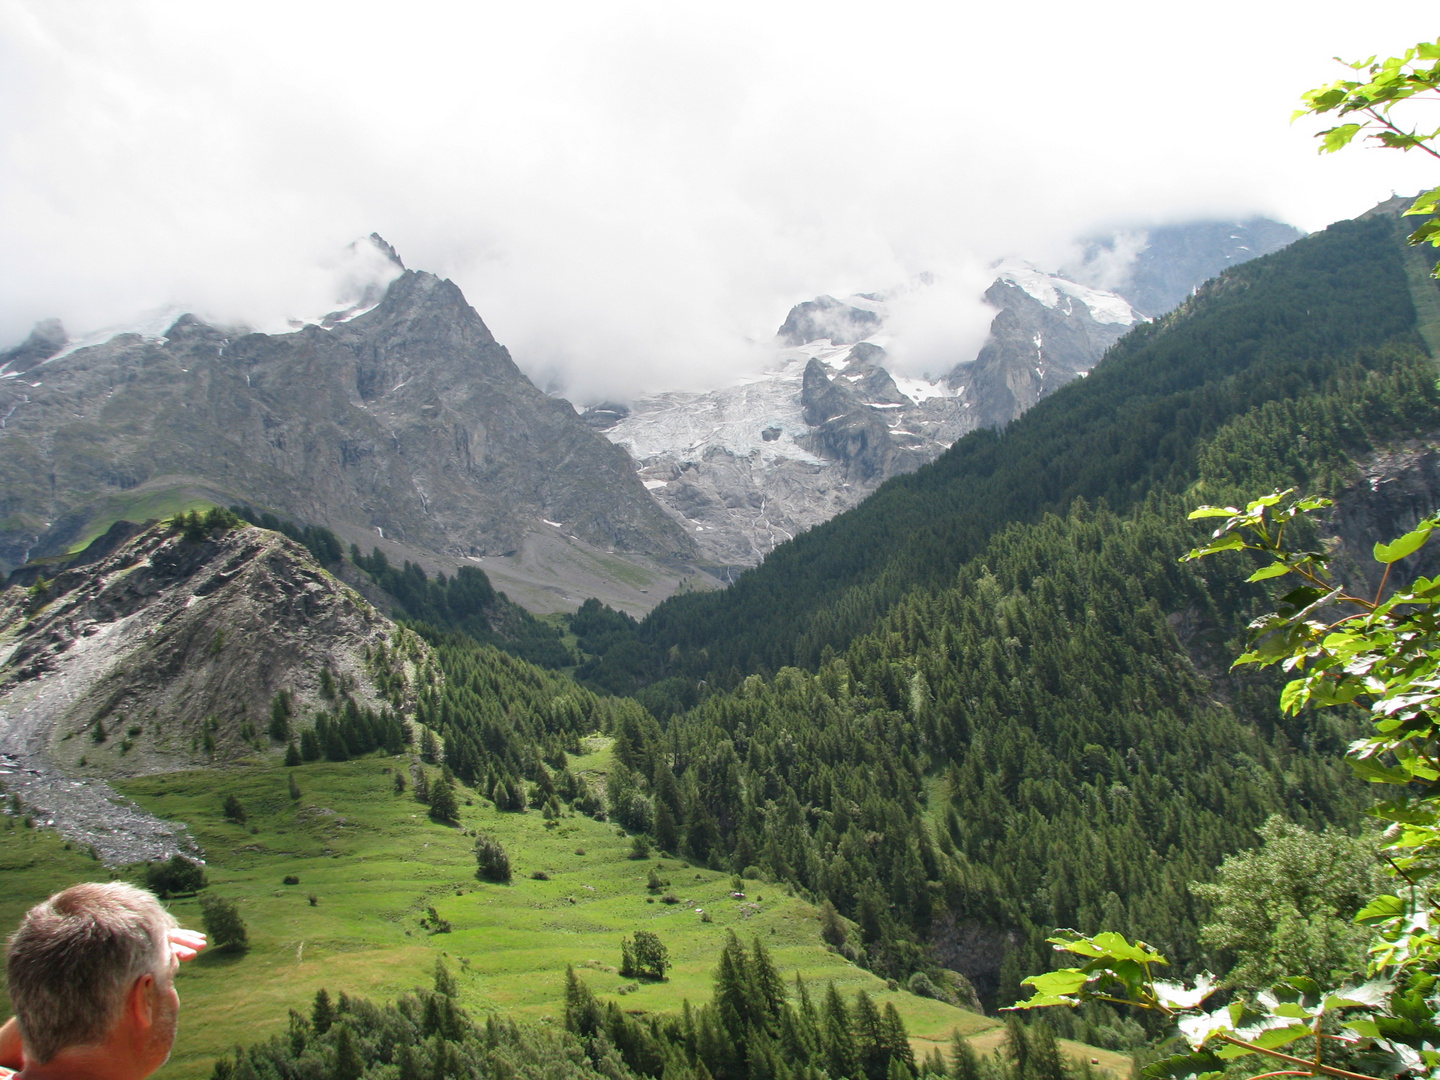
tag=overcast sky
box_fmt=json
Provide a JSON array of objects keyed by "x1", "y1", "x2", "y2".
[{"x1": 2, "y1": 2, "x2": 1437, "y2": 402}]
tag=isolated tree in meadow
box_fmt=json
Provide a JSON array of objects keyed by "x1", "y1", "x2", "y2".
[
  {"x1": 144, "y1": 854, "x2": 207, "y2": 898},
  {"x1": 624, "y1": 929, "x2": 669, "y2": 980},
  {"x1": 428, "y1": 774, "x2": 459, "y2": 823},
  {"x1": 474, "y1": 832, "x2": 511, "y2": 883},
  {"x1": 222, "y1": 794, "x2": 246, "y2": 824},
  {"x1": 199, "y1": 894, "x2": 248, "y2": 951}
]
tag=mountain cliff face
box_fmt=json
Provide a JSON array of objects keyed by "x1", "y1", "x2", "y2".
[
  {"x1": 0, "y1": 249, "x2": 694, "y2": 575},
  {"x1": 0, "y1": 519, "x2": 422, "y2": 861}
]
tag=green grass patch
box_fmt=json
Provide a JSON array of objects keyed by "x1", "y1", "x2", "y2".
[
  {"x1": 61, "y1": 487, "x2": 225, "y2": 554},
  {"x1": 0, "y1": 756, "x2": 1120, "y2": 1080}
]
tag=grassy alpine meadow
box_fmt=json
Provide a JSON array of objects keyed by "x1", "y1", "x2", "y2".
[{"x1": 0, "y1": 745, "x2": 1111, "y2": 1080}]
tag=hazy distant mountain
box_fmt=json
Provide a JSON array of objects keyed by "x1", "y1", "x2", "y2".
[
  {"x1": 0, "y1": 238, "x2": 694, "y2": 576},
  {"x1": 598, "y1": 217, "x2": 1299, "y2": 569},
  {"x1": 1067, "y1": 218, "x2": 1304, "y2": 317},
  {"x1": 603, "y1": 267, "x2": 1142, "y2": 567}
]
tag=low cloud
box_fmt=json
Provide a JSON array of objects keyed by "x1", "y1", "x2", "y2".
[
  {"x1": 2, "y1": 2, "x2": 1436, "y2": 404},
  {"x1": 873, "y1": 269, "x2": 1001, "y2": 380}
]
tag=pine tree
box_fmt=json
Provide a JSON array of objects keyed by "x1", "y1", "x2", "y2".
[
  {"x1": 284, "y1": 741, "x2": 302, "y2": 767},
  {"x1": 428, "y1": 775, "x2": 459, "y2": 823},
  {"x1": 434, "y1": 957, "x2": 457, "y2": 998},
  {"x1": 311, "y1": 988, "x2": 334, "y2": 1034},
  {"x1": 822, "y1": 984, "x2": 858, "y2": 1080},
  {"x1": 420, "y1": 727, "x2": 440, "y2": 765},
  {"x1": 332, "y1": 1023, "x2": 363, "y2": 1080},
  {"x1": 268, "y1": 691, "x2": 293, "y2": 742},
  {"x1": 950, "y1": 1031, "x2": 982, "y2": 1080},
  {"x1": 655, "y1": 799, "x2": 680, "y2": 853}
]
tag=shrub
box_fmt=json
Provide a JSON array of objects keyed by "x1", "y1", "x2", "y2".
[
  {"x1": 199, "y1": 895, "x2": 248, "y2": 951},
  {"x1": 907, "y1": 972, "x2": 939, "y2": 999},
  {"x1": 144, "y1": 855, "x2": 208, "y2": 898},
  {"x1": 222, "y1": 795, "x2": 246, "y2": 824},
  {"x1": 475, "y1": 832, "x2": 512, "y2": 883},
  {"x1": 282, "y1": 875, "x2": 300, "y2": 886}
]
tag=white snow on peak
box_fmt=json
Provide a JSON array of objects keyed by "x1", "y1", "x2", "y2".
[
  {"x1": 890, "y1": 375, "x2": 953, "y2": 404},
  {"x1": 608, "y1": 358, "x2": 826, "y2": 465},
  {"x1": 839, "y1": 293, "x2": 888, "y2": 316},
  {"x1": 996, "y1": 264, "x2": 1141, "y2": 326},
  {"x1": 779, "y1": 340, "x2": 864, "y2": 369},
  {"x1": 46, "y1": 305, "x2": 189, "y2": 363}
]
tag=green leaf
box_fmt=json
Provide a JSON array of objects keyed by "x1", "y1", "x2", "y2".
[
  {"x1": 1188, "y1": 506, "x2": 1238, "y2": 520},
  {"x1": 1247, "y1": 563, "x2": 1293, "y2": 582},
  {"x1": 1375, "y1": 524, "x2": 1432, "y2": 564},
  {"x1": 1354, "y1": 894, "x2": 1405, "y2": 925},
  {"x1": 1190, "y1": 534, "x2": 1246, "y2": 558},
  {"x1": 1021, "y1": 969, "x2": 1089, "y2": 997},
  {"x1": 1321, "y1": 123, "x2": 1364, "y2": 152},
  {"x1": 1248, "y1": 1025, "x2": 1312, "y2": 1051},
  {"x1": 1349, "y1": 757, "x2": 1411, "y2": 784},
  {"x1": 1089, "y1": 931, "x2": 1166, "y2": 964},
  {"x1": 1142, "y1": 1052, "x2": 1224, "y2": 1080}
]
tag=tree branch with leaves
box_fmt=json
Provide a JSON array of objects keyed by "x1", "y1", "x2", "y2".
[{"x1": 1296, "y1": 38, "x2": 1440, "y2": 264}]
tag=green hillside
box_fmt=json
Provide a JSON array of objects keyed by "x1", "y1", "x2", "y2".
[{"x1": 0, "y1": 753, "x2": 1046, "y2": 1080}]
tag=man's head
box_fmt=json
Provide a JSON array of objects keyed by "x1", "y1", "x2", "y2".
[{"x1": 6, "y1": 883, "x2": 179, "y2": 1068}]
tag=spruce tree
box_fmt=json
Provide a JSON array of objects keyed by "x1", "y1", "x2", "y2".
[
  {"x1": 311, "y1": 988, "x2": 334, "y2": 1034},
  {"x1": 428, "y1": 775, "x2": 459, "y2": 823},
  {"x1": 332, "y1": 1024, "x2": 363, "y2": 1080}
]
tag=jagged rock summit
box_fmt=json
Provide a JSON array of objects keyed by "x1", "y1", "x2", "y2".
[{"x1": 0, "y1": 239, "x2": 696, "y2": 576}]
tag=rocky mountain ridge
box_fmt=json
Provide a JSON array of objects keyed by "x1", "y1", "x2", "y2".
[{"x1": 0, "y1": 240, "x2": 696, "y2": 581}]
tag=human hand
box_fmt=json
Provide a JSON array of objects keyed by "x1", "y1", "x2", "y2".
[{"x1": 169, "y1": 927, "x2": 207, "y2": 962}]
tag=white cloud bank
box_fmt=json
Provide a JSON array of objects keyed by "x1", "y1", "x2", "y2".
[{"x1": 0, "y1": 0, "x2": 1436, "y2": 402}]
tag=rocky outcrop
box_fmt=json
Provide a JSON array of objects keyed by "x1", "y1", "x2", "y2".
[
  {"x1": 946, "y1": 271, "x2": 1140, "y2": 426},
  {"x1": 1325, "y1": 438, "x2": 1440, "y2": 596},
  {"x1": 0, "y1": 519, "x2": 423, "y2": 862},
  {"x1": 0, "y1": 256, "x2": 694, "y2": 574},
  {"x1": 777, "y1": 294, "x2": 884, "y2": 347},
  {"x1": 0, "y1": 318, "x2": 67, "y2": 377}
]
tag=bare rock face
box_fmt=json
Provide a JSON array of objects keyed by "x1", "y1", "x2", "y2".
[
  {"x1": 0, "y1": 520, "x2": 423, "y2": 863},
  {"x1": 946, "y1": 273, "x2": 1139, "y2": 426},
  {"x1": 0, "y1": 264, "x2": 694, "y2": 574},
  {"x1": 1325, "y1": 438, "x2": 1440, "y2": 596}
]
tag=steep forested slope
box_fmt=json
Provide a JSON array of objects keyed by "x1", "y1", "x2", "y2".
[
  {"x1": 585, "y1": 344, "x2": 1440, "y2": 1023},
  {"x1": 639, "y1": 213, "x2": 1429, "y2": 681}
]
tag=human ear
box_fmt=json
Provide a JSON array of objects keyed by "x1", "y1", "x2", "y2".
[{"x1": 127, "y1": 973, "x2": 158, "y2": 1030}]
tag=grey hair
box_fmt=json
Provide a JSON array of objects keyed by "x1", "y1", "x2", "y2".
[{"x1": 6, "y1": 882, "x2": 177, "y2": 1065}]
